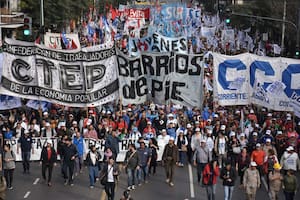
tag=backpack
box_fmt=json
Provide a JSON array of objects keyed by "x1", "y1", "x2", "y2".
[{"x1": 263, "y1": 156, "x2": 275, "y2": 174}]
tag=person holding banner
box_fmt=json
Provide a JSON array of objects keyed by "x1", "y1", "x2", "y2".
[
  {"x1": 40, "y1": 140, "x2": 57, "y2": 186},
  {"x1": 17, "y1": 130, "x2": 34, "y2": 174}
]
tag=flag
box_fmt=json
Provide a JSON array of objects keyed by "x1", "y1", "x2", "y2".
[
  {"x1": 0, "y1": 95, "x2": 22, "y2": 110},
  {"x1": 61, "y1": 32, "x2": 70, "y2": 49},
  {"x1": 26, "y1": 100, "x2": 50, "y2": 112}
]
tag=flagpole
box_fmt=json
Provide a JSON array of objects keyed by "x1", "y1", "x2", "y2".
[{"x1": 40, "y1": 0, "x2": 44, "y2": 28}]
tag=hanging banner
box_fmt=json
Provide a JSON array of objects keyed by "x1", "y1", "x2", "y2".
[
  {"x1": 213, "y1": 53, "x2": 250, "y2": 106},
  {"x1": 4, "y1": 137, "x2": 167, "y2": 162},
  {"x1": 117, "y1": 50, "x2": 203, "y2": 108},
  {"x1": 201, "y1": 26, "x2": 216, "y2": 38},
  {"x1": 0, "y1": 38, "x2": 119, "y2": 107},
  {"x1": 222, "y1": 29, "x2": 235, "y2": 42},
  {"x1": 44, "y1": 32, "x2": 81, "y2": 50},
  {"x1": 26, "y1": 100, "x2": 51, "y2": 112},
  {"x1": 128, "y1": 32, "x2": 188, "y2": 55}
]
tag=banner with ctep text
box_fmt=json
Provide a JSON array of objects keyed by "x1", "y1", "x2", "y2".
[
  {"x1": 4, "y1": 137, "x2": 167, "y2": 162},
  {"x1": 0, "y1": 38, "x2": 119, "y2": 107}
]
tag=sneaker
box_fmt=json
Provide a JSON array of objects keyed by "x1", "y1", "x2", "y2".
[
  {"x1": 64, "y1": 180, "x2": 68, "y2": 185},
  {"x1": 165, "y1": 179, "x2": 170, "y2": 183},
  {"x1": 131, "y1": 185, "x2": 136, "y2": 190},
  {"x1": 7, "y1": 186, "x2": 13, "y2": 190},
  {"x1": 138, "y1": 183, "x2": 142, "y2": 186},
  {"x1": 48, "y1": 182, "x2": 52, "y2": 187},
  {"x1": 70, "y1": 183, "x2": 74, "y2": 186},
  {"x1": 127, "y1": 186, "x2": 132, "y2": 191},
  {"x1": 90, "y1": 186, "x2": 94, "y2": 189},
  {"x1": 169, "y1": 182, "x2": 174, "y2": 187}
]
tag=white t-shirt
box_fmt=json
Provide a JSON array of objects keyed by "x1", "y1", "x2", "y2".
[
  {"x1": 107, "y1": 165, "x2": 114, "y2": 183},
  {"x1": 218, "y1": 138, "x2": 226, "y2": 155},
  {"x1": 90, "y1": 152, "x2": 97, "y2": 165}
]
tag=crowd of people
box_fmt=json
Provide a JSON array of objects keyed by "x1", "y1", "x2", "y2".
[{"x1": 0, "y1": 101, "x2": 299, "y2": 199}]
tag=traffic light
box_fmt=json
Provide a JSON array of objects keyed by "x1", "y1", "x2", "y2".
[
  {"x1": 296, "y1": 48, "x2": 299, "y2": 57},
  {"x1": 225, "y1": 18, "x2": 231, "y2": 24},
  {"x1": 23, "y1": 15, "x2": 32, "y2": 36}
]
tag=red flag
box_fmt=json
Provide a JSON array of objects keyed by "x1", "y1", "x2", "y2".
[{"x1": 71, "y1": 40, "x2": 78, "y2": 49}]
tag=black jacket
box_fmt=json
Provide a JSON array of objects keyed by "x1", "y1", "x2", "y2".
[
  {"x1": 220, "y1": 167, "x2": 236, "y2": 186},
  {"x1": 85, "y1": 151, "x2": 101, "y2": 167},
  {"x1": 40, "y1": 146, "x2": 57, "y2": 164},
  {"x1": 100, "y1": 163, "x2": 119, "y2": 183},
  {"x1": 61, "y1": 143, "x2": 78, "y2": 163}
]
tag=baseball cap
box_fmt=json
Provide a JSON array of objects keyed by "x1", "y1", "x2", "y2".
[
  {"x1": 266, "y1": 130, "x2": 271, "y2": 135},
  {"x1": 220, "y1": 125, "x2": 226, "y2": 130},
  {"x1": 250, "y1": 109, "x2": 254, "y2": 114},
  {"x1": 266, "y1": 138, "x2": 271, "y2": 143},
  {"x1": 201, "y1": 139, "x2": 206, "y2": 143},
  {"x1": 195, "y1": 128, "x2": 200, "y2": 132},
  {"x1": 250, "y1": 161, "x2": 257, "y2": 167},
  {"x1": 256, "y1": 143, "x2": 261, "y2": 147},
  {"x1": 287, "y1": 117, "x2": 292, "y2": 121},
  {"x1": 169, "y1": 137, "x2": 175, "y2": 141},
  {"x1": 187, "y1": 124, "x2": 192, "y2": 128},
  {"x1": 147, "y1": 121, "x2": 152, "y2": 125},
  {"x1": 214, "y1": 114, "x2": 219, "y2": 118},
  {"x1": 240, "y1": 133, "x2": 245, "y2": 137},
  {"x1": 43, "y1": 111, "x2": 48, "y2": 116},
  {"x1": 253, "y1": 132, "x2": 258, "y2": 136},
  {"x1": 207, "y1": 129, "x2": 213, "y2": 134},
  {"x1": 45, "y1": 122, "x2": 50, "y2": 127},
  {"x1": 277, "y1": 130, "x2": 283, "y2": 135},
  {"x1": 229, "y1": 131, "x2": 236, "y2": 137},
  {"x1": 287, "y1": 146, "x2": 294, "y2": 151},
  {"x1": 267, "y1": 113, "x2": 272, "y2": 117}
]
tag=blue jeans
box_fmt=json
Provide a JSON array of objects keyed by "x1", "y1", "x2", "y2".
[
  {"x1": 196, "y1": 163, "x2": 207, "y2": 182},
  {"x1": 179, "y1": 151, "x2": 187, "y2": 164},
  {"x1": 88, "y1": 166, "x2": 99, "y2": 186},
  {"x1": 206, "y1": 184, "x2": 216, "y2": 200},
  {"x1": 127, "y1": 168, "x2": 136, "y2": 187},
  {"x1": 21, "y1": 151, "x2": 31, "y2": 172},
  {"x1": 75, "y1": 155, "x2": 83, "y2": 174},
  {"x1": 137, "y1": 165, "x2": 148, "y2": 184},
  {"x1": 224, "y1": 186, "x2": 234, "y2": 200}
]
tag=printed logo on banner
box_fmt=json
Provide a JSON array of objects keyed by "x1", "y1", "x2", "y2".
[{"x1": 0, "y1": 38, "x2": 118, "y2": 107}]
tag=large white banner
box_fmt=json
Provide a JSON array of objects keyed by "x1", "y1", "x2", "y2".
[
  {"x1": 44, "y1": 32, "x2": 81, "y2": 50},
  {"x1": 214, "y1": 53, "x2": 300, "y2": 111},
  {"x1": 213, "y1": 53, "x2": 250, "y2": 106},
  {"x1": 0, "y1": 38, "x2": 119, "y2": 107},
  {"x1": 4, "y1": 137, "x2": 166, "y2": 162},
  {"x1": 117, "y1": 50, "x2": 203, "y2": 108}
]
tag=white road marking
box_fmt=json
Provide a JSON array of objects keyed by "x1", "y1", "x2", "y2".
[
  {"x1": 33, "y1": 178, "x2": 40, "y2": 185},
  {"x1": 261, "y1": 177, "x2": 272, "y2": 199},
  {"x1": 188, "y1": 164, "x2": 195, "y2": 198},
  {"x1": 24, "y1": 191, "x2": 31, "y2": 199}
]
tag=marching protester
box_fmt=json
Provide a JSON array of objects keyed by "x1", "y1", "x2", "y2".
[
  {"x1": 202, "y1": 159, "x2": 220, "y2": 200},
  {"x1": 220, "y1": 161, "x2": 236, "y2": 200},
  {"x1": 162, "y1": 137, "x2": 179, "y2": 187},
  {"x1": 237, "y1": 147, "x2": 250, "y2": 187},
  {"x1": 282, "y1": 169, "x2": 298, "y2": 200},
  {"x1": 3, "y1": 144, "x2": 16, "y2": 190},
  {"x1": 280, "y1": 146, "x2": 300, "y2": 174},
  {"x1": 148, "y1": 138, "x2": 158, "y2": 175},
  {"x1": 85, "y1": 145, "x2": 101, "y2": 188},
  {"x1": 136, "y1": 141, "x2": 151, "y2": 185},
  {"x1": 269, "y1": 163, "x2": 283, "y2": 200},
  {"x1": 73, "y1": 128, "x2": 86, "y2": 176},
  {"x1": 100, "y1": 157, "x2": 119, "y2": 200},
  {"x1": 193, "y1": 140, "x2": 211, "y2": 184},
  {"x1": 40, "y1": 140, "x2": 57, "y2": 186},
  {"x1": 61, "y1": 136, "x2": 78, "y2": 186},
  {"x1": 124, "y1": 144, "x2": 139, "y2": 190},
  {"x1": 243, "y1": 162, "x2": 261, "y2": 200},
  {"x1": 17, "y1": 130, "x2": 34, "y2": 174}
]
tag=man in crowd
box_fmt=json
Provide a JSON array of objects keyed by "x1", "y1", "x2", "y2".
[
  {"x1": 162, "y1": 137, "x2": 179, "y2": 187},
  {"x1": 193, "y1": 140, "x2": 211, "y2": 183},
  {"x1": 136, "y1": 141, "x2": 151, "y2": 185},
  {"x1": 17, "y1": 130, "x2": 34, "y2": 174}
]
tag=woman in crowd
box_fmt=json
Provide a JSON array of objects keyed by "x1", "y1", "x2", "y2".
[
  {"x1": 148, "y1": 138, "x2": 158, "y2": 174},
  {"x1": 237, "y1": 147, "x2": 250, "y2": 187},
  {"x1": 3, "y1": 144, "x2": 16, "y2": 190},
  {"x1": 175, "y1": 130, "x2": 188, "y2": 167},
  {"x1": 282, "y1": 170, "x2": 298, "y2": 200}
]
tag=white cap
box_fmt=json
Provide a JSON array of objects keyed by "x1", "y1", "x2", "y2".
[
  {"x1": 287, "y1": 113, "x2": 292, "y2": 117},
  {"x1": 86, "y1": 119, "x2": 92, "y2": 126},
  {"x1": 169, "y1": 137, "x2": 175, "y2": 141},
  {"x1": 127, "y1": 108, "x2": 132, "y2": 112},
  {"x1": 235, "y1": 110, "x2": 240, "y2": 114},
  {"x1": 220, "y1": 125, "x2": 226, "y2": 130},
  {"x1": 229, "y1": 131, "x2": 236, "y2": 137},
  {"x1": 266, "y1": 130, "x2": 271, "y2": 135},
  {"x1": 46, "y1": 139, "x2": 52, "y2": 145},
  {"x1": 266, "y1": 138, "x2": 271, "y2": 143},
  {"x1": 58, "y1": 121, "x2": 66, "y2": 128},
  {"x1": 240, "y1": 133, "x2": 245, "y2": 137},
  {"x1": 122, "y1": 110, "x2": 127, "y2": 113},
  {"x1": 162, "y1": 129, "x2": 166, "y2": 133},
  {"x1": 253, "y1": 132, "x2": 258, "y2": 136},
  {"x1": 43, "y1": 111, "x2": 48, "y2": 116},
  {"x1": 147, "y1": 121, "x2": 152, "y2": 125},
  {"x1": 168, "y1": 113, "x2": 174, "y2": 118},
  {"x1": 250, "y1": 161, "x2": 257, "y2": 167},
  {"x1": 277, "y1": 130, "x2": 283, "y2": 135},
  {"x1": 207, "y1": 129, "x2": 213, "y2": 134},
  {"x1": 267, "y1": 113, "x2": 272, "y2": 117},
  {"x1": 207, "y1": 119, "x2": 211, "y2": 122},
  {"x1": 250, "y1": 109, "x2": 254, "y2": 114},
  {"x1": 187, "y1": 124, "x2": 192, "y2": 128},
  {"x1": 256, "y1": 143, "x2": 261, "y2": 147},
  {"x1": 72, "y1": 121, "x2": 77, "y2": 125},
  {"x1": 107, "y1": 111, "x2": 111, "y2": 114},
  {"x1": 287, "y1": 146, "x2": 294, "y2": 151},
  {"x1": 69, "y1": 114, "x2": 74, "y2": 117},
  {"x1": 101, "y1": 110, "x2": 106, "y2": 114},
  {"x1": 45, "y1": 122, "x2": 50, "y2": 127},
  {"x1": 195, "y1": 121, "x2": 200, "y2": 124},
  {"x1": 179, "y1": 130, "x2": 184, "y2": 133},
  {"x1": 255, "y1": 124, "x2": 260, "y2": 128},
  {"x1": 195, "y1": 128, "x2": 201, "y2": 132},
  {"x1": 287, "y1": 117, "x2": 292, "y2": 121},
  {"x1": 201, "y1": 139, "x2": 206, "y2": 143},
  {"x1": 262, "y1": 108, "x2": 266, "y2": 111},
  {"x1": 214, "y1": 114, "x2": 219, "y2": 118}
]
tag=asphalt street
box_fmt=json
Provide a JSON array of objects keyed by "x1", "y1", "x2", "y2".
[{"x1": 6, "y1": 162, "x2": 300, "y2": 200}]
